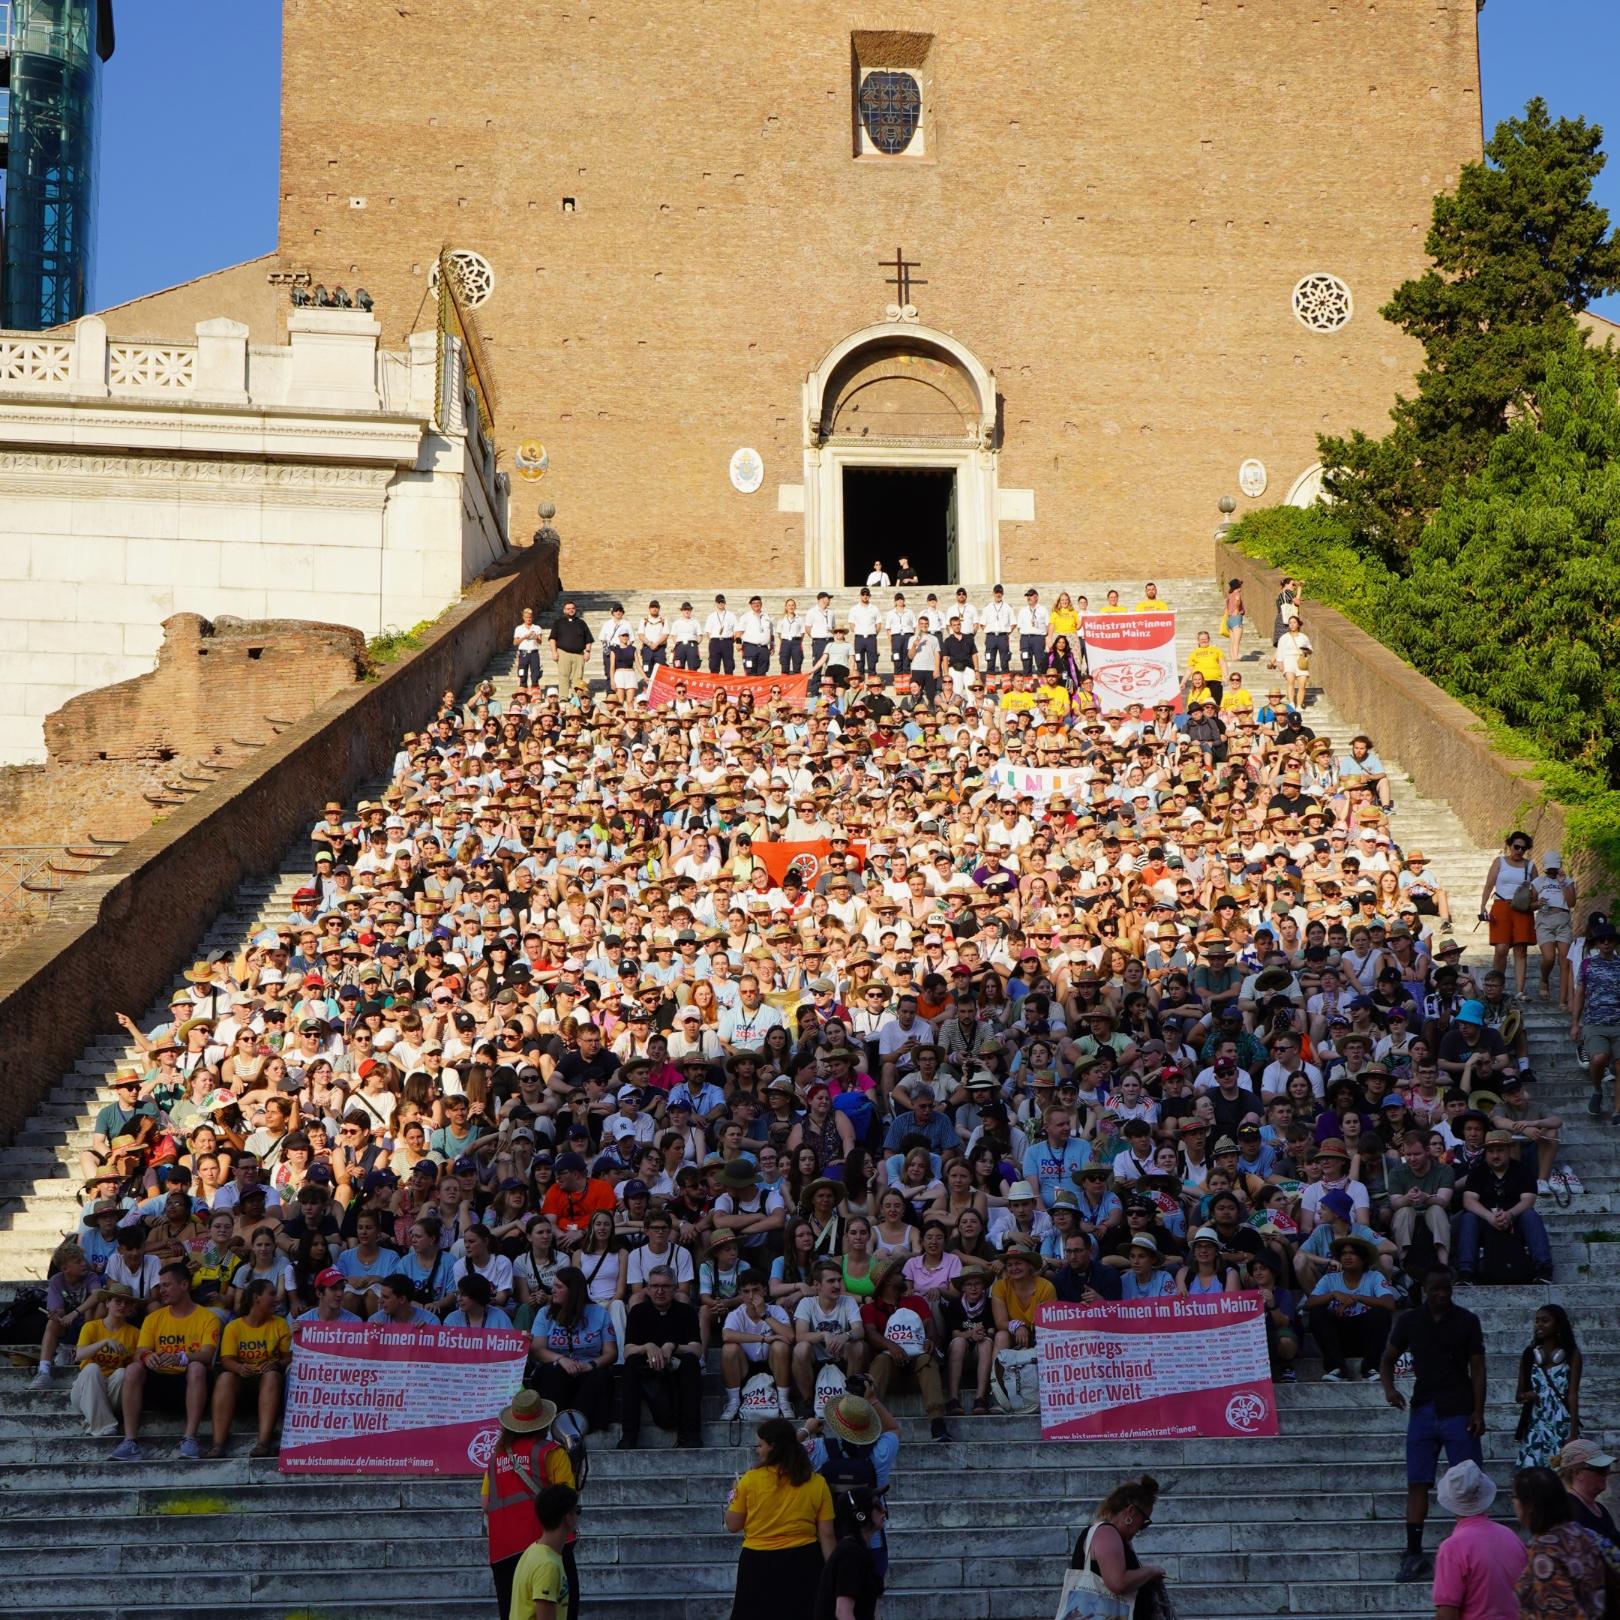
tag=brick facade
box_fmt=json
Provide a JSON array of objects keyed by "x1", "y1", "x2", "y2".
[{"x1": 278, "y1": 0, "x2": 1483, "y2": 585}]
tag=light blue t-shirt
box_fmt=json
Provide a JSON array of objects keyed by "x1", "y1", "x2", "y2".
[
  {"x1": 1120, "y1": 1270, "x2": 1176, "y2": 1300},
  {"x1": 1021, "y1": 1139, "x2": 1093, "y2": 1208},
  {"x1": 1300, "y1": 1220, "x2": 1382, "y2": 1259},
  {"x1": 335, "y1": 1246, "x2": 400, "y2": 1283},
  {"x1": 1309, "y1": 1269, "x2": 1396, "y2": 1317},
  {"x1": 295, "y1": 1307, "x2": 362, "y2": 1323},
  {"x1": 805, "y1": 1431, "x2": 900, "y2": 1488},
  {"x1": 444, "y1": 1306, "x2": 514, "y2": 1329},
  {"x1": 532, "y1": 1302, "x2": 614, "y2": 1358}
]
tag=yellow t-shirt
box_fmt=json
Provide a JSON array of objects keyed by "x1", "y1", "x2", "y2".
[
  {"x1": 1097, "y1": 603, "x2": 1128, "y2": 614},
  {"x1": 138, "y1": 1304, "x2": 222, "y2": 1371},
  {"x1": 999, "y1": 691, "x2": 1036, "y2": 712},
  {"x1": 1036, "y1": 683, "x2": 1072, "y2": 716},
  {"x1": 1135, "y1": 597, "x2": 1170, "y2": 611},
  {"x1": 991, "y1": 1275, "x2": 1056, "y2": 1328},
  {"x1": 221, "y1": 1314, "x2": 292, "y2": 1374},
  {"x1": 509, "y1": 1541, "x2": 568, "y2": 1620},
  {"x1": 1220, "y1": 685, "x2": 1254, "y2": 712},
  {"x1": 727, "y1": 1466, "x2": 833, "y2": 1551},
  {"x1": 1049, "y1": 608, "x2": 1079, "y2": 636},
  {"x1": 76, "y1": 1318, "x2": 138, "y2": 1374},
  {"x1": 1187, "y1": 646, "x2": 1223, "y2": 683}
]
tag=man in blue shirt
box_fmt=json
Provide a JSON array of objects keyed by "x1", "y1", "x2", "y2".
[
  {"x1": 1021, "y1": 1106, "x2": 1092, "y2": 1208},
  {"x1": 881, "y1": 1083, "x2": 958, "y2": 1155}
]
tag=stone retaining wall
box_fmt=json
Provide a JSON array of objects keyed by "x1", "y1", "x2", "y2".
[
  {"x1": 1216, "y1": 540, "x2": 1601, "y2": 908},
  {"x1": 0, "y1": 541, "x2": 559, "y2": 1143}
]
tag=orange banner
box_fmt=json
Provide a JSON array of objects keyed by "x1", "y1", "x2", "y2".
[
  {"x1": 753, "y1": 839, "x2": 867, "y2": 886},
  {"x1": 645, "y1": 666, "x2": 811, "y2": 709}
]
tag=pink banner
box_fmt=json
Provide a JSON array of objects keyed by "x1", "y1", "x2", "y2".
[
  {"x1": 1081, "y1": 612, "x2": 1181, "y2": 712},
  {"x1": 1037, "y1": 1294, "x2": 1278, "y2": 1442},
  {"x1": 279, "y1": 1321, "x2": 529, "y2": 1473},
  {"x1": 645, "y1": 665, "x2": 811, "y2": 710}
]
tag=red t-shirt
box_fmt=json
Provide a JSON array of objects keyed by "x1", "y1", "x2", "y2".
[{"x1": 541, "y1": 1179, "x2": 616, "y2": 1232}]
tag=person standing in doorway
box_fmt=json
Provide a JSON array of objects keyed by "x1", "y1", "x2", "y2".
[
  {"x1": 1380, "y1": 1267, "x2": 1487, "y2": 1584},
  {"x1": 546, "y1": 600, "x2": 594, "y2": 695},
  {"x1": 895, "y1": 556, "x2": 919, "y2": 586},
  {"x1": 865, "y1": 561, "x2": 892, "y2": 589}
]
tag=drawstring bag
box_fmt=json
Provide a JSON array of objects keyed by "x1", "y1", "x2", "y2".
[{"x1": 990, "y1": 1347, "x2": 1041, "y2": 1414}]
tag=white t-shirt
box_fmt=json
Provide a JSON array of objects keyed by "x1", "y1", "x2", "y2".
[
  {"x1": 794, "y1": 1293, "x2": 864, "y2": 1352},
  {"x1": 724, "y1": 1300, "x2": 792, "y2": 1363},
  {"x1": 453, "y1": 1253, "x2": 516, "y2": 1297},
  {"x1": 626, "y1": 1243, "x2": 695, "y2": 1291}
]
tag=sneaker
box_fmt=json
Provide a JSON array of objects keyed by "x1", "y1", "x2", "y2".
[
  {"x1": 110, "y1": 1438, "x2": 143, "y2": 1462},
  {"x1": 1279, "y1": 1367, "x2": 1297, "y2": 1383},
  {"x1": 1321, "y1": 1369, "x2": 1345, "y2": 1383},
  {"x1": 1610, "y1": 1112, "x2": 1620, "y2": 1128},
  {"x1": 775, "y1": 1389, "x2": 795, "y2": 1420},
  {"x1": 944, "y1": 1399, "x2": 964, "y2": 1417},
  {"x1": 27, "y1": 1370, "x2": 51, "y2": 1393},
  {"x1": 1533, "y1": 1269, "x2": 1554, "y2": 1285},
  {"x1": 1453, "y1": 1274, "x2": 1476, "y2": 1288},
  {"x1": 1537, "y1": 1179, "x2": 1551, "y2": 1196},
  {"x1": 1396, "y1": 1552, "x2": 1429, "y2": 1584},
  {"x1": 1588, "y1": 1091, "x2": 1605, "y2": 1117},
  {"x1": 719, "y1": 1390, "x2": 741, "y2": 1420},
  {"x1": 178, "y1": 1436, "x2": 201, "y2": 1461},
  {"x1": 1363, "y1": 1371, "x2": 1382, "y2": 1383}
]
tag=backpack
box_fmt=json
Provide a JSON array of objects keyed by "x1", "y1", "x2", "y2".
[
  {"x1": 813, "y1": 1361, "x2": 847, "y2": 1418},
  {"x1": 991, "y1": 1347, "x2": 1041, "y2": 1414},
  {"x1": 739, "y1": 1371, "x2": 778, "y2": 1419},
  {"x1": 818, "y1": 1431, "x2": 878, "y2": 1496},
  {"x1": 549, "y1": 1408, "x2": 591, "y2": 1493},
  {"x1": 0, "y1": 1286, "x2": 48, "y2": 1348}
]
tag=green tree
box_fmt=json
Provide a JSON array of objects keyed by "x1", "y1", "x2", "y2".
[
  {"x1": 1320, "y1": 98, "x2": 1620, "y2": 563},
  {"x1": 1388, "y1": 335, "x2": 1620, "y2": 781}
]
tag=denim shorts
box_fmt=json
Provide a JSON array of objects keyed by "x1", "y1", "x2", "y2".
[{"x1": 1406, "y1": 1401, "x2": 1481, "y2": 1486}]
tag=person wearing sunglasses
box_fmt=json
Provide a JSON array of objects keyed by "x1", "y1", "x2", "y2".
[
  {"x1": 1057, "y1": 1472, "x2": 1168, "y2": 1615},
  {"x1": 1479, "y1": 832, "x2": 1537, "y2": 999}
]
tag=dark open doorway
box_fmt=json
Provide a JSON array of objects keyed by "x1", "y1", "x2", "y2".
[{"x1": 842, "y1": 466, "x2": 956, "y2": 585}]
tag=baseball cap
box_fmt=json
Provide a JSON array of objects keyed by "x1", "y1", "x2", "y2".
[{"x1": 314, "y1": 1266, "x2": 346, "y2": 1290}]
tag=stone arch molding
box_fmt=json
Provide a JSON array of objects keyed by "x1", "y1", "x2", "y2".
[
  {"x1": 801, "y1": 321, "x2": 1006, "y2": 588},
  {"x1": 807, "y1": 322, "x2": 997, "y2": 448}
]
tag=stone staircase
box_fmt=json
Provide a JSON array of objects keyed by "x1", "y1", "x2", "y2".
[{"x1": 2, "y1": 575, "x2": 1616, "y2": 1619}]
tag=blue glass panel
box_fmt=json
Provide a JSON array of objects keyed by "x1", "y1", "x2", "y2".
[{"x1": 858, "y1": 71, "x2": 920, "y2": 156}]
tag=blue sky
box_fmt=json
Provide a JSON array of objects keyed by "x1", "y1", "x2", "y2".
[{"x1": 92, "y1": 0, "x2": 1620, "y2": 316}]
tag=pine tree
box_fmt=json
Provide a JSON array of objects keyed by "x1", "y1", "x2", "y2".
[{"x1": 1320, "y1": 99, "x2": 1620, "y2": 563}]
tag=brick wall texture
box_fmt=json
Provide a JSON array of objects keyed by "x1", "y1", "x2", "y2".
[
  {"x1": 277, "y1": 0, "x2": 1483, "y2": 585},
  {"x1": 0, "y1": 542, "x2": 560, "y2": 1142},
  {"x1": 0, "y1": 614, "x2": 367, "y2": 958}
]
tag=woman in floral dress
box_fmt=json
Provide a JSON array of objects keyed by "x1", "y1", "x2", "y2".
[{"x1": 1515, "y1": 1303, "x2": 1583, "y2": 1469}]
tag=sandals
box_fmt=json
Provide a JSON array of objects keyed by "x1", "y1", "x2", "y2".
[{"x1": 944, "y1": 1399, "x2": 964, "y2": 1417}]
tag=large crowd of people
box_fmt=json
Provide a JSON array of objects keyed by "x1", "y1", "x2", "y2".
[{"x1": 25, "y1": 573, "x2": 1618, "y2": 1620}]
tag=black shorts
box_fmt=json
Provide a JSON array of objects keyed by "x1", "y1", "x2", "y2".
[{"x1": 144, "y1": 1372, "x2": 198, "y2": 1412}]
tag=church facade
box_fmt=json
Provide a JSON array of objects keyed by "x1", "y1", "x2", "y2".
[{"x1": 278, "y1": 0, "x2": 1485, "y2": 586}]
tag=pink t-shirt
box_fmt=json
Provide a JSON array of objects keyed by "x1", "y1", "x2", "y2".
[
  {"x1": 1432, "y1": 1514, "x2": 1527, "y2": 1620},
  {"x1": 902, "y1": 1250, "x2": 963, "y2": 1293}
]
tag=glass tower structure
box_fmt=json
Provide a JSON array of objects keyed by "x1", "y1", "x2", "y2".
[{"x1": 1, "y1": 0, "x2": 114, "y2": 330}]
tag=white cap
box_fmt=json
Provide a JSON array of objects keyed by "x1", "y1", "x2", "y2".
[{"x1": 1544, "y1": 851, "x2": 1562, "y2": 868}]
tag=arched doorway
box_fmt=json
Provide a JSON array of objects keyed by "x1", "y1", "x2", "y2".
[{"x1": 803, "y1": 320, "x2": 1000, "y2": 588}]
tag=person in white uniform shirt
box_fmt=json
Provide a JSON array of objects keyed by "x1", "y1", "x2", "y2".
[
  {"x1": 846, "y1": 587, "x2": 882, "y2": 679},
  {"x1": 600, "y1": 603, "x2": 628, "y2": 686},
  {"x1": 865, "y1": 562, "x2": 892, "y2": 589},
  {"x1": 807, "y1": 590, "x2": 836, "y2": 694},
  {"x1": 1017, "y1": 588, "x2": 1050, "y2": 674},
  {"x1": 703, "y1": 594, "x2": 738, "y2": 674},
  {"x1": 636, "y1": 602, "x2": 670, "y2": 676},
  {"x1": 950, "y1": 587, "x2": 980, "y2": 638},
  {"x1": 670, "y1": 600, "x2": 702, "y2": 670},
  {"x1": 980, "y1": 584, "x2": 1014, "y2": 674},
  {"x1": 884, "y1": 594, "x2": 917, "y2": 676},
  {"x1": 512, "y1": 607, "x2": 543, "y2": 689},
  {"x1": 738, "y1": 596, "x2": 774, "y2": 676},
  {"x1": 776, "y1": 598, "x2": 807, "y2": 674}
]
